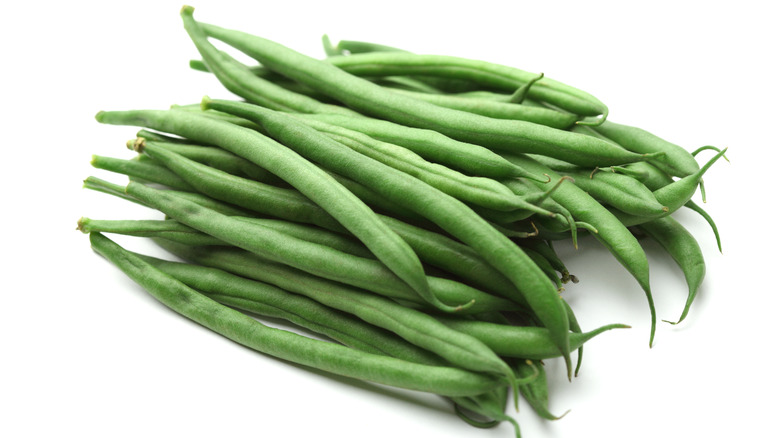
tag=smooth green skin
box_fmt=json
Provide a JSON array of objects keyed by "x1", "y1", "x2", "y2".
[
  {"x1": 78, "y1": 218, "x2": 224, "y2": 247},
  {"x1": 638, "y1": 216, "x2": 706, "y2": 325},
  {"x1": 611, "y1": 148, "x2": 728, "y2": 227},
  {"x1": 90, "y1": 155, "x2": 193, "y2": 191},
  {"x1": 133, "y1": 139, "x2": 346, "y2": 232},
  {"x1": 145, "y1": 238, "x2": 517, "y2": 385},
  {"x1": 182, "y1": 14, "x2": 357, "y2": 117},
  {"x1": 140, "y1": 255, "x2": 446, "y2": 366},
  {"x1": 124, "y1": 181, "x2": 489, "y2": 313},
  {"x1": 321, "y1": 50, "x2": 607, "y2": 118},
  {"x1": 376, "y1": 215, "x2": 519, "y2": 299},
  {"x1": 388, "y1": 87, "x2": 578, "y2": 129},
  {"x1": 80, "y1": 217, "x2": 374, "y2": 259},
  {"x1": 195, "y1": 16, "x2": 649, "y2": 168},
  {"x1": 96, "y1": 109, "x2": 435, "y2": 312},
  {"x1": 88, "y1": 232, "x2": 502, "y2": 397},
  {"x1": 89, "y1": 155, "x2": 520, "y2": 300},
  {"x1": 200, "y1": 98, "x2": 574, "y2": 379},
  {"x1": 292, "y1": 113, "x2": 530, "y2": 178},
  {"x1": 156, "y1": 240, "x2": 521, "y2": 318},
  {"x1": 137, "y1": 139, "x2": 284, "y2": 184},
  {"x1": 623, "y1": 161, "x2": 722, "y2": 252},
  {"x1": 504, "y1": 153, "x2": 657, "y2": 347},
  {"x1": 294, "y1": 117, "x2": 557, "y2": 214},
  {"x1": 593, "y1": 120, "x2": 700, "y2": 177},
  {"x1": 559, "y1": 167, "x2": 669, "y2": 217},
  {"x1": 438, "y1": 318, "x2": 630, "y2": 359},
  {"x1": 296, "y1": 117, "x2": 518, "y2": 197}
]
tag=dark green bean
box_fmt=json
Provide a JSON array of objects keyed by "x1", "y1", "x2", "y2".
[{"x1": 88, "y1": 232, "x2": 502, "y2": 397}]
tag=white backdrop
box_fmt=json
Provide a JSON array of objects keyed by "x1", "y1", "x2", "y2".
[{"x1": 3, "y1": 1, "x2": 777, "y2": 437}]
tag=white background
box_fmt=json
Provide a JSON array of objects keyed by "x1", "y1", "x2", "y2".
[{"x1": 3, "y1": 1, "x2": 778, "y2": 437}]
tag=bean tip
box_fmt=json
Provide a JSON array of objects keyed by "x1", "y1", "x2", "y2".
[
  {"x1": 180, "y1": 5, "x2": 195, "y2": 16},
  {"x1": 201, "y1": 95, "x2": 212, "y2": 111},
  {"x1": 94, "y1": 111, "x2": 106, "y2": 122},
  {"x1": 76, "y1": 217, "x2": 90, "y2": 233}
]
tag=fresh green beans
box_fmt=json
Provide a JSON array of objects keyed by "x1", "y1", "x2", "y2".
[
  {"x1": 96, "y1": 108, "x2": 444, "y2": 312},
  {"x1": 192, "y1": 11, "x2": 658, "y2": 168},
  {"x1": 200, "y1": 97, "x2": 575, "y2": 378},
  {"x1": 88, "y1": 232, "x2": 503, "y2": 397}
]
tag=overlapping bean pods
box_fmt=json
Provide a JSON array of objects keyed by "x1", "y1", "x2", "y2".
[{"x1": 79, "y1": 6, "x2": 726, "y2": 437}]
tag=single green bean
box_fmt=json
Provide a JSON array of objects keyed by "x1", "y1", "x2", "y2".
[
  {"x1": 437, "y1": 318, "x2": 630, "y2": 359},
  {"x1": 638, "y1": 216, "x2": 706, "y2": 325}
]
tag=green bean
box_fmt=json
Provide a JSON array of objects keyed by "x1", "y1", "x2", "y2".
[
  {"x1": 182, "y1": 16, "x2": 357, "y2": 117},
  {"x1": 611, "y1": 148, "x2": 727, "y2": 227},
  {"x1": 192, "y1": 12, "x2": 656, "y2": 168},
  {"x1": 321, "y1": 50, "x2": 607, "y2": 119},
  {"x1": 502, "y1": 153, "x2": 658, "y2": 347},
  {"x1": 138, "y1": 254, "x2": 448, "y2": 366},
  {"x1": 291, "y1": 113, "x2": 540, "y2": 179},
  {"x1": 376, "y1": 215, "x2": 519, "y2": 299},
  {"x1": 437, "y1": 317, "x2": 630, "y2": 359},
  {"x1": 124, "y1": 181, "x2": 486, "y2": 313},
  {"x1": 129, "y1": 138, "x2": 347, "y2": 232},
  {"x1": 133, "y1": 138, "x2": 285, "y2": 185},
  {"x1": 516, "y1": 360, "x2": 568, "y2": 421},
  {"x1": 199, "y1": 97, "x2": 575, "y2": 378},
  {"x1": 96, "y1": 109, "x2": 442, "y2": 312},
  {"x1": 386, "y1": 87, "x2": 578, "y2": 129},
  {"x1": 452, "y1": 387, "x2": 521, "y2": 438},
  {"x1": 638, "y1": 216, "x2": 706, "y2": 325},
  {"x1": 77, "y1": 217, "x2": 222, "y2": 246},
  {"x1": 144, "y1": 238, "x2": 520, "y2": 394},
  {"x1": 560, "y1": 167, "x2": 670, "y2": 217},
  {"x1": 593, "y1": 120, "x2": 700, "y2": 177},
  {"x1": 293, "y1": 117, "x2": 559, "y2": 213},
  {"x1": 334, "y1": 38, "x2": 408, "y2": 55},
  {"x1": 88, "y1": 232, "x2": 503, "y2": 397},
  {"x1": 90, "y1": 154, "x2": 193, "y2": 191},
  {"x1": 576, "y1": 127, "x2": 723, "y2": 251}
]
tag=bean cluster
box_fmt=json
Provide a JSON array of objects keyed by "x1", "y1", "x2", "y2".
[{"x1": 80, "y1": 6, "x2": 726, "y2": 437}]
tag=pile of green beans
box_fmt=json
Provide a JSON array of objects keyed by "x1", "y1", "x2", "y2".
[{"x1": 79, "y1": 6, "x2": 727, "y2": 437}]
